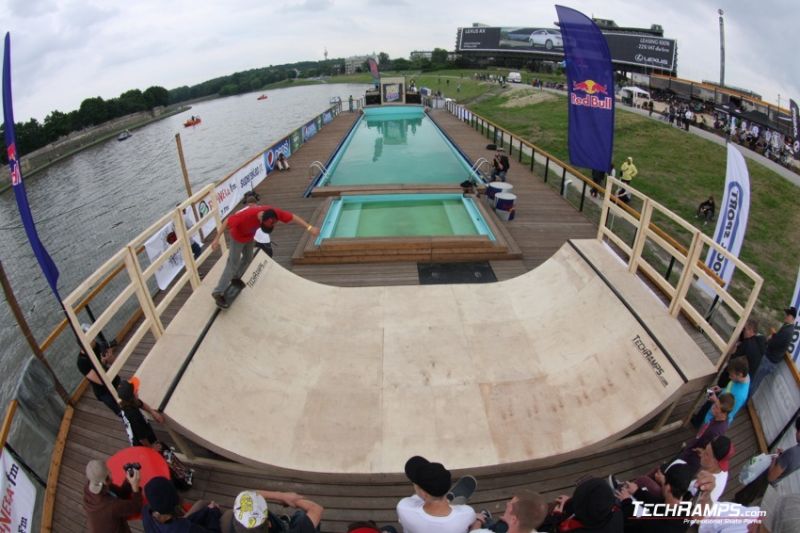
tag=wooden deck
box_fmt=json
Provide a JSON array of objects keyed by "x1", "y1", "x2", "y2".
[{"x1": 50, "y1": 110, "x2": 758, "y2": 532}]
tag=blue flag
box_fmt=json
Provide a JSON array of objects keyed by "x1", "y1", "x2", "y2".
[
  {"x1": 556, "y1": 5, "x2": 615, "y2": 172},
  {"x1": 3, "y1": 33, "x2": 61, "y2": 300}
]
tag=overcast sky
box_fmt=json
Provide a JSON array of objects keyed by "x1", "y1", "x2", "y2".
[{"x1": 1, "y1": 0, "x2": 797, "y2": 123}]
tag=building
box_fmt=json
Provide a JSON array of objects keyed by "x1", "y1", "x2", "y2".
[{"x1": 344, "y1": 55, "x2": 372, "y2": 75}]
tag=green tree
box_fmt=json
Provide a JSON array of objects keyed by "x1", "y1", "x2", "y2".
[
  {"x1": 431, "y1": 48, "x2": 449, "y2": 65},
  {"x1": 378, "y1": 51, "x2": 390, "y2": 67},
  {"x1": 78, "y1": 97, "x2": 107, "y2": 126},
  {"x1": 118, "y1": 89, "x2": 147, "y2": 114},
  {"x1": 43, "y1": 110, "x2": 74, "y2": 139},
  {"x1": 219, "y1": 83, "x2": 239, "y2": 96},
  {"x1": 392, "y1": 58, "x2": 411, "y2": 71},
  {"x1": 143, "y1": 86, "x2": 169, "y2": 108}
]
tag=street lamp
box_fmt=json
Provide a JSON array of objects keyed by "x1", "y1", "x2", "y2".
[{"x1": 718, "y1": 9, "x2": 725, "y2": 87}]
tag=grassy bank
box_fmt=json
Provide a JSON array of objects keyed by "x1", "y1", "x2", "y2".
[{"x1": 469, "y1": 88, "x2": 799, "y2": 325}]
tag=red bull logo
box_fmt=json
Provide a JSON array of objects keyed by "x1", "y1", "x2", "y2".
[
  {"x1": 571, "y1": 79, "x2": 612, "y2": 110},
  {"x1": 7, "y1": 143, "x2": 21, "y2": 186}
]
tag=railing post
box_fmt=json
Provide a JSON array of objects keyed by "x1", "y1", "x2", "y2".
[
  {"x1": 579, "y1": 181, "x2": 587, "y2": 211},
  {"x1": 172, "y1": 209, "x2": 201, "y2": 289},
  {"x1": 544, "y1": 158, "x2": 550, "y2": 182},
  {"x1": 125, "y1": 244, "x2": 165, "y2": 338},
  {"x1": 559, "y1": 167, "x2": 567, "y2": 195},
  {"x1": 518, "y1": 140, "x2": 523, "y2": 162},
  {"x1": 629, "y1": 198, "x2": 653, "y2": 273},
  {"x1": 530, "y1": 147, "x2": 535, "y2": 171},
  {"x1": 499, "y1": 130, "x2": 504, "y2": 148},
  {"x1": 509, "y1": 135, "x2": 513, "y2": 156},
  {"x1": 669, "y1": 231, "x2": 703, "y2": 316}
]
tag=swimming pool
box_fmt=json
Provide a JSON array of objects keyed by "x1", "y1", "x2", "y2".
[
  {"x1": 317, "y1": 106, "x2": 479, "y2": 188},
  {"x1": 294, "y1": 193, "x2": 520, "y2": 264}
]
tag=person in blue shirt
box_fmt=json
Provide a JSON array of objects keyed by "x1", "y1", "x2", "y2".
[{"x1": 704, "y1": 357, "x2": 750, "y2": 426}]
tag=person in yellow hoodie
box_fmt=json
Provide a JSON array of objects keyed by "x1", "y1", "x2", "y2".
[{"x1": 616, "y1": 157, "x2": 638, "y2": 204}]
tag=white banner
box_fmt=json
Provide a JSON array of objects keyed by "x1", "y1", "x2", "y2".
[
  {"x1": 789, "y1": 266, "x2": 800, "y2": 362},
  {"x1": 704, "y1": 144, "x2": 751, "y2": 288},
  {"x1": 0, "y1": 449, "x2": 36, "y2": 532},
  {"x1": 144, "y1": 221, "x2": 184, "y2": 291}
]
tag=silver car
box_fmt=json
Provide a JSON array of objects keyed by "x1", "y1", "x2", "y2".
[{"x1": 528, "y1": 29, "x2": 563, "y2": 50}]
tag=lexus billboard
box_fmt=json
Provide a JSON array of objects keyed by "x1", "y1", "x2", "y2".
[{"x1": 458, "y1": 26, "x2": 677, "y2": 72}]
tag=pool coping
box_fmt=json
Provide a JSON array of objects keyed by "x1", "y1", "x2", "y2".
[{"x1": 293, "y1": 191, "x2": 522, "y2": 265}]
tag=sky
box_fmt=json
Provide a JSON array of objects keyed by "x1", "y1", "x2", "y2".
[{"x1": 1, "y1": 0, "x2": 798, "y2": 123}]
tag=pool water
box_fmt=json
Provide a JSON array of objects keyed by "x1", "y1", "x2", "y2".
[
  {"x1": 317, "y1": 194, "x2": 495, "y2": 243},
  {"x1": 321, "y1": 106, "x2": 478, "y2": 186}
]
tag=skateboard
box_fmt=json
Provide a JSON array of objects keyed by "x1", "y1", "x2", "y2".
[
  {"x1": 215, "y1": 281, "x2": 245, "y2": 309},
  {"x1": 162, "y1": 446, "x2": 194, "y2": 491},
  {"x1": 446, "y1": 475, "x2": 477, "y2": 505}
]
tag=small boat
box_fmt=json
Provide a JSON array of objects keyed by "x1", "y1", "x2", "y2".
[
  {"x1": 117, "y1": 130, "x2": 132, "y2": 141},
  {"x1": 184, "y1": 117, "x2": 202, "y2": 127},
  {"x1": 257, "y1": 94, "x2": 268, "y2": 101}
]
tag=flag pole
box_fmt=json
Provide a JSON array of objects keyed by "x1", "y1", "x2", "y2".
[{"x1": 0, "y1": 259, "x2": 71, "y2": 405}]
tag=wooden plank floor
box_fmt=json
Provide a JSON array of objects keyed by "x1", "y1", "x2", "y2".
[{"x1": 52, "y1": 110, "x2": 758, "y2": 532}]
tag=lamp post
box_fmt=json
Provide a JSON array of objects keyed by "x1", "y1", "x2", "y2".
[{"x1": 718, "y1": 9, "x2": 725, "y2": 87}]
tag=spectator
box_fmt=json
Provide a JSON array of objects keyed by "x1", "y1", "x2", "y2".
[
  {"x1": 117, "y1": 379, "x2": 164, "y2": 448},
  {"x1": 346, "y1": 522, "x2": 397, "y2": 533},
  {"x1": 471, "y1": 492, "x2": 548, "y2": 533},
  {"x1": 545, "y1": 477, "x2": 623, "y2": 533},
  {"x1": 76, "y1": 325, "x2": 121, "y2": 416},
  {"x1": 220, "y1": 489, "x2": 323, "y2": 533},
  {"x1": 750, "y1": 306, "x2": 796, "y2": 395},
  {"x1": 617, "y1": 463, "x2": 694, "y2": 533},
  {"x1": 83, "y1": 458, "x2": 142, "y2": 533},
  {"x1": 276, "y1": 153, "x2": 290, "y2": 171},
  {"x1": 491, "y1": 149, "x2": 510, "y2": 182},
  {"x1": 696, "y1": 196, "x2": 715, "y2": 224},
  {"x1": 142, "y1": 476, "x2": 221, "y2": 532},
  {"x1": 729, "y1": 319, "x2": 766, "y2": 381},
  {"x1": 676, "y1": 392, "x2": 735, "y2": 472},
  {"x1": 735, "y1": 417, "x2": 800, "y2": 506},
  {"x1": 688, "y1": 436, "x2": 732, "y2": 503},
  {"x1": 620, "y1": 157, "x2": 637, "y2": 184},
  {"x1": 396, "y1": 456, "x2": 477, "y2": 533},
  {"x1": 693, "y1": 357, "x2": 749, "y2": 428}
]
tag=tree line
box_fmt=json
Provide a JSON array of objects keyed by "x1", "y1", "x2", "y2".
[{"x1": 1, "y1": 52, "x2": 467, "y2": 164}]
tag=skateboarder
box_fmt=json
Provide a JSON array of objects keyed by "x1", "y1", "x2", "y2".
[{"x1": 211, "y1": 191, "x2": 319, "y2": 308}]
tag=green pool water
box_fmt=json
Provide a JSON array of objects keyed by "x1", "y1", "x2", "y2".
[
  {"x1": 317, "y1": 194, "x2": 494, "y2": 243},
  {"x1": 321, "y1": 106, "x2": 478, "y2": 186}
]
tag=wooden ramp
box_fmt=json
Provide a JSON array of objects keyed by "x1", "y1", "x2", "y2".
[{"x1": 49, "y1": 110, "x2": 758, "y2": 532}]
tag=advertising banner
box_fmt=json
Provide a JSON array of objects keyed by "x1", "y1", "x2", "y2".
[
  {"x1": 704, "y1": 144, "x2": 751, "y2": 289},
  {"x1": 557, "y1": 5, "x2": 615, "y2": 173},
  {"x1": 383, "y1": 83, "x2": 402, "y2": 103},
  {"x1": 788, "y1": 266, "x2": 800, "y2": 362},
  {"x1": 322, "y1": 110, "x2": 333, "y2": 124},
  {"x1": 790, "y1": 99, "x2": 799, "y2": 159},
  {"x1": 144, "y1": 221, "x2": 185, "y2": 290},
  {"x1": 457, "y1": 25, "x2": 676, "y2": 71},
  {"x1": 0, "y1": 449, "x2": 35, "y2": 533},
  {"x1": 290, "y1": 128, "x2": 302, "y2": 153},
  {"x1": 302, "y1": 120, "x2": 318, "y2": 142},
  {"x1": 264, "y1": 138, "x2": 291, "y2": 172}
]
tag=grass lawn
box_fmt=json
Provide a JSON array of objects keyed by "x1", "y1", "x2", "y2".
[{"x1": 470, "y1": 89, "x2": 800, "y2": 325}]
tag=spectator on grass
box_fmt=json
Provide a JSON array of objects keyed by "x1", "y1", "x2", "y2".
[
  {"x1": 397, "y1": 456, "x2": 477, "y2": 533},
  {"x1": 83, "y1": 458, "x2": 142, "y2": 533},
  {"x1": 696, "y1": 195, "x2": 715, "y2": 224},
  {"x1": 142, "y1": 476, "x2": 221, "y2": 532},
  {"x1": 750, "y1": 306, "x2": 796, "y2": 396},
  {"x1": 220, "y1": 489, "x2": 323, "y2": 532}
]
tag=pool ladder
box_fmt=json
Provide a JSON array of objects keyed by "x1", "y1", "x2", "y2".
[
  {"x1": 309, "y1": 161, "x2": 330, "y2": 184},
  {"x1": 471, "y1": 157, "x2": 491, "y2": 181}
]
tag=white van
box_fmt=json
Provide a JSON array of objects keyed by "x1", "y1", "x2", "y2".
[
  {"x1": 619, "y1": 86, "x2": 651, "y2": 108},
  {"x1": 508, "y1": 71, "x2": 522, "y2": 83}
]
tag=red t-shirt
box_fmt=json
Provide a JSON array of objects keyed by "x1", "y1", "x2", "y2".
[{"x1": 228, "y1": 205, "x2": 293, "y2": 243}]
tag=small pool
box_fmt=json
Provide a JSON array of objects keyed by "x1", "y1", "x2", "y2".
[
  {"x1": 316, "y1": 194, "x2": 495, "y2": 244},
  {"x1": 295, "y1": 193, "x2": 519, "y2": 265},
  {"x1": 318, "y1": 106, "x2": 479, "y2": 188}
]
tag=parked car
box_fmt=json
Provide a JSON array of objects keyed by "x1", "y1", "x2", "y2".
[{"x1": 529, "y1": 29, "x2": 563, "y2": 50}]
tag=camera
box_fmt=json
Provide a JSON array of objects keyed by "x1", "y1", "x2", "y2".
[
  {"x1": 706, "y1": 388, "x2": 716, "y2": 397},
  {"x1": 123, "y1": 462, "x2": 141, "y2": 476}
]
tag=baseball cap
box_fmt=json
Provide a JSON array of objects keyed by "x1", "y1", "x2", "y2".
[
  {"x1": 571, "y1": 478, "x2": 615, "y2": 527},
  {"x1": 404, "y1": 456, "x2": 451, "y2": 497},
  {"x1": 785, "y1": 306, "x2": 797, "y2": 318},
  {"x1": 145, "y1": 476, "x2": 180, "y2": 514},
  {"x1": 85, "y1": 459, "x2": 108, "y2": 494},
  {"x1": 117, "y1": 380, "x2": 135, "y2": 402},
  {"x1": 232, "y1": 491, "x2": 269, "y2": 531}
]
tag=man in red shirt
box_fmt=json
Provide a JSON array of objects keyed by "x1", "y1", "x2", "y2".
[{"x1": 211, "y1": 192, "x2": 318, "y2": 307}]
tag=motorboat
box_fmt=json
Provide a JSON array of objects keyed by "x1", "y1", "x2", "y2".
[
  {"x1": 184, "y1": 116, "x2": 202, "y2": 127},
  {"x1": 257, "y1": 94, "x2": 268, "y2": 100},
  {"x1": 117, "y1": 130, "x2": 132, "y2": 141}
]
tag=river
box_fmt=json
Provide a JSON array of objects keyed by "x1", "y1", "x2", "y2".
[{"x1": 0, "y1": 83, "x2": 369, "y2": 430}]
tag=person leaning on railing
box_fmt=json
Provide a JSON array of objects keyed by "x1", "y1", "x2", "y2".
[{"x1": 76, "y1": 324, "x2": 122, "y2": 416}]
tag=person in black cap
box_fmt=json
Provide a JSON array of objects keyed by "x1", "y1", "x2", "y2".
[
  {"x1": 545, "y1": 477, "x2": 623, "y2": 533},
  {"x1": 142, "y1": 476, "x2": 220, "y2": 532},
  {"x1": 396, "y1": 456, "x2": 478, "y2": 533},
  {"x1": 750, "y1": 306, "x2": 797, "y2": 395},
  {"x1": 117, "y1": 379, "x2": 164, "y2": 449},
  {"x1": 618, "y1": 464, "x2": 694, "y2": 533}
]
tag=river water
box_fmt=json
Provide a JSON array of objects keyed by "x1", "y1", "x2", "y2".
[{"x1": 0, "y1": 83, "x2": 368, "y2": 430}]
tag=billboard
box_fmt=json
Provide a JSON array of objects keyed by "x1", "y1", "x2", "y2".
[{"x1": 457, "y1": 26, "x2": 676, "y2": 72}]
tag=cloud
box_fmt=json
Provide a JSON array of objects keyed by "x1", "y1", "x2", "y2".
[{"x1": 285, "y1": 0, "x2": 334, "y2": 12}]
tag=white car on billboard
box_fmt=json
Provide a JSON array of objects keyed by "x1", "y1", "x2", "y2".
[{"x1": 528, "y1": 29, "x2": 563, "y2": 50}]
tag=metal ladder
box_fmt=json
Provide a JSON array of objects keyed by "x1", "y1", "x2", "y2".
[
  {"x1": 470, "y1": 157, "x2": 492, "y2": 181},
  {"x1": 308, "y1": 161, "x2": 330, "y2": 184}
]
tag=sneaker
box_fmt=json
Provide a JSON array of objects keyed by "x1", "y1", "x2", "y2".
[
  {"x1": 212, "y1": 292, "x2": 229, "y2": 308},
  {"x1": 607, "y1": 474, "x2": 623, "y2": 491},
  {"x1": 231, "y1": 278, "x2": 245, "y2": 288}
]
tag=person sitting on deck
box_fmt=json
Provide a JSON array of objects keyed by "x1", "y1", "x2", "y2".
[
  {"x1": 83, "y1": 458, "x2": 142, "y2": 533},
  {"x1": 276, "y1": 152, "x2": 290, "y2": 171},
  {"x1": 117, "y1": 379, "x2": 164, "y2": 449},
  {"x1": 210, "y1": 192, "x2": 319, "y2": 308},
  {"x1": 396, "y1": 455, "x2": 478, "y2": 533},
  {"x1": 491, "y1": 149, "x2": 510, "y2": 182},
  {"x1": 691, "y1": 357, "x2": 750, "y2": 428},
  {"x1": 735, "y1": 417, "x2": 800, "y2": 506},
  {"x1": 470, "y1": 491, "x2": 548, "y2": 533},
  {"x1": 346, "y1": 521, "x2": 398, "y2": 533},
  {"x1": 749, "y1": 306, "x2": 796, "y2": 397},
  {"x1": 220, "y1": 489, "x2": 324, "y2": 533},
  {"x1": 142, "y1": 476, "x2": 221, "y2": 532},
  {"x1": 696, "y1": 196, "x2": 715, "y2": 224},
  {"x1": 76, "y1": 325, "x2": 122, "y2": 416},
  {"x1": 542, "y1": 477, "x2": 623, "y2": 533}
]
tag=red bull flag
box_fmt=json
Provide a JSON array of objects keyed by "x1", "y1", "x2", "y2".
[
  {"x1": 3, "y1": 33, "x2": 61, "y2": 300},
  {"x1": 555, "y1": 5, "x2": 615, "y2": 172},
  {"x1": 368, "y1": 57, "x2": 380, "y2": 82},
  {"x1": 790, "y1": 99, "x2": 799, "y2": 160}
]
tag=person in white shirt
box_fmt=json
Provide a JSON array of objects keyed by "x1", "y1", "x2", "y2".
[
  {"x1": 396, "y1": 456, "x2": 477, "y2": 533},
  {"x1": 689, "y1": 436, "x2": 732, "y2": 503}
]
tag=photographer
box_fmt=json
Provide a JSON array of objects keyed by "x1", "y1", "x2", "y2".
[{"x1": 83, "y1": 458, "x2": 142, "y2": 533}]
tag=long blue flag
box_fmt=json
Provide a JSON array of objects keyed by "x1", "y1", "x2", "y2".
[
  {"x1": 556, "y1": 5, "x2": 615, "y2": 172},
  {"x1": 3, "y1": 33, "x2": 61, "y2": 301}
]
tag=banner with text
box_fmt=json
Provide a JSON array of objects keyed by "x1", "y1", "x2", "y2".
[
  {"x1": 704, "y1": 144, "x2": 751, "y2": 289},
  {"x1": 790, "y1": 99, "x2": 799, "y2": 160},
  {"x1": 557, "y1": 5, "x2": 615, "y2": 173},
  {"x1": 1, "y1": 448, "x2": 36, "y2": 533},
  {"x1": 144, "y1": 221, "x2": 185, "y2": 290},
  {"x1": 789, "y1": 266, "x2": 800, "y2": 362}
]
